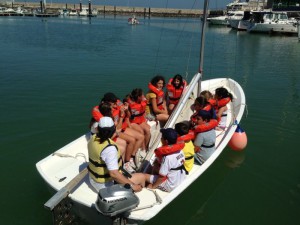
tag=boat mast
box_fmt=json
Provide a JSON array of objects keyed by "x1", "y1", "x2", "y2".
[{"x1": 198, "y1": 0, "x2": 209, "y2": 94}]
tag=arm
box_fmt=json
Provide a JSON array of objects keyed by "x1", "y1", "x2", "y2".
[
  {"x1": 151, "y1": 97, "x2": 166, "y2": 114},
  {"x1": 148, "y1": 175, "x2": 166, "y2": 189},
  {"x1": 108, "y1": 170, "x2": 142, "y2": 192}
]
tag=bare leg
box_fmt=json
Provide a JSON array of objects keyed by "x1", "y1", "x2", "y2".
[
  {"x1": 124, "y1": 127, "x2": 144, "y2": 155},
  {"x1": 118, "y1": 132, "x2": 136, "y2": 162}
]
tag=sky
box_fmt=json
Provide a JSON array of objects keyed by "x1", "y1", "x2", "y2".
[{"x1": 55, "y1": 0, "x2": 233, "y2": 10}]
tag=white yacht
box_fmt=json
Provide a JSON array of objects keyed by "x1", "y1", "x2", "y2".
[{"x1": 247, "y1": 11, "x2": 298, "y2": 34}]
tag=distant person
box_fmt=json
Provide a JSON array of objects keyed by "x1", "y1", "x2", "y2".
[
  {"x1": 194, "y1": 110, "x2": 216, "y2": 163},
  {"x1": 146, "y1": 75, "x2": 169, "y2": 124},
  {"x1": 88, "y1": 117, "x2": 146, "y2": 192},
  {"x1": 166, "y1": 74, "x2": 187, "y2": 114},
  {"x1": 175, "y1": 122, "x2": 195, "y2": 173},
  {"x1": 145, "y1": 128, "x2": 186, "y2": 192}
]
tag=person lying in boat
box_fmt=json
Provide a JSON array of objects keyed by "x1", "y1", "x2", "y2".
[
  {"x1": 102, "y1": 92, "x2": 145, "y2": 174},
  {"x1": 175, "y1": 122, "x2": 195, "y2": 173},
  {"x1": 145, "y1": 128, "x2": 187, "y2": 192},
  {"x1": 166, "y1": 74, "x2": 187, "y2": 114},
  {"x1": 146, "y1": 75, "x2": 169, "y2": 124},
  {"x1": 88, "y1": 117, "x2": 146, "y2": 193},
  {"x1": 194, "y1": 110, "x2": 216, "y2": 163},
  {"x1": 213, "y1": 87, "x2": 233, "y2": 130}
]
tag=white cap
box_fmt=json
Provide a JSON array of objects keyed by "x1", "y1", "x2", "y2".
[{"x1": 98, "y1": 117, "x2": 114, "y2": 128}]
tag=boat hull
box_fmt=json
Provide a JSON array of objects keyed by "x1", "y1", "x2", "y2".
[{"x1": 36, "y1": 77, "x2": 245, "y2": 224}]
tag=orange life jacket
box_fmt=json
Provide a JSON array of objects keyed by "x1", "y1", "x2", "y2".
[
  {"x1": 155, "y1": 142, "x2": 185, "y2": 159},
  {"x1": 166, "y1": 78, "x2": 187, "y2": 105},
  {"x1": 148, "y1": 83, "x2": 165, "y2": 110},
  {"x1": 193, "y1": 119, "x2": 218, "y2": 134},
  {"x1": 177, "y1": 130, "x2": 195, "y2": 142},
  {"x1": 112, "y1": 100, "x2": 128, "y2": 131},
  {"x1": 129, "y1": 100, "x2": 147, "y2": 124},
  {"x1": 92, "y1": 105, "x2": 103, "y2": 121}
]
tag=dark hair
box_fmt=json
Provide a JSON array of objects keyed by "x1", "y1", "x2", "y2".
[
  {"x1": 171, "y1": 74, "x2": 184, "y2": 89},
  {"x1": 194, "y1": 96, "x2": 208, "y2": 108},
  {"x1": 101, "y1": 92, "x2": 118, "y2": 103},
  {"x1": 151, "y1": 75, "x2": 165, "y2": 87},
  {"x1": 215, "y1": 87, "x2": 233, "y2": 100},
  {"x1": 99, "y1": 102, "x2": 112, "y2": 117},
  {"x1": 131, "y1": 88, "x2": 143, "y2": 102},
  {"x1": 175, "y1": 122, "x2": 189, "y2": 136},
  {"x1": 197, "y1": 110, "x2": 212, "y2": 122},
  {"x1": 97, "y1": 126, "x2": 116, "y2": 143}
]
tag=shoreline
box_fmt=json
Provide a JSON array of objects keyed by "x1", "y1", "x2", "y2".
[{"x1": 1, "y1": 2, "x2": 225, "y2": 17}]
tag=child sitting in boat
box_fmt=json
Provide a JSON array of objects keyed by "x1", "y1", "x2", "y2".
[
  {"x1": 102, "y1": 92, "x2": 145, "y2": 174},
  {"x1": 126, "y1": 89, "x2": 151, "y2": 151},
  {"x1": 194, "y1": 110, "x2": 216, "y2": 164},
  {"x1": 175, "y1": 122, "x2": 195, "y2": 173},
  {"x1": 88, "y1": 117, "x2": 146, "y2": 193},
  {"x1": 146, "y1": 75, "x2": 169, "y2": 124},
  {"x1": 145, "y1": 128, "x2": 187, "y2": 192},
  {"x1": 214, "y1": 87, "x2": 233, "y2": 130},
  {"x1": 190, "y1": 96, "x2": 216, "y2": 127},
  {"x1": 166, "y1": 74, "x2": 187, "y2": 114}
]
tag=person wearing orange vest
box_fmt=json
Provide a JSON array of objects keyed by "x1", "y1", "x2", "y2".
[
  {"x1": 214, "y1": 87, "x2": 233, "y2": 130},
  {"x1": 166, "y1": 74, "x2": 187, "y2": 114},
  {"x1": 175, "y1": 122, "x2": 195, "y2": 173},
  {"x1": 146, "y1": 75, "x2": 169, "y2": 124},
  {"x1": 102, "y1": 92, "x2": 145, "y2": 174},
  {"x1": 145, "y1": 128, "x2": 187, "y2": 192},
  {"x1": 128, "y1": 88, "x2": 151, "y2": 151},
  {"x1": 194, "y1": 110, "x2": 216, "y2": 164}
]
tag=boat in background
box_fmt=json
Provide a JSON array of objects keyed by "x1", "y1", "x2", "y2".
[
  {"x1": 69, "y1": 9, "x2": 79, "y2": 16},
  {"x1": 298, "y1": 21, "x2": 300, "y2": 40},
  {"x1": 247, "y1": 11, "x2": 298, "y2": 34},
  {"x1": 207, "y1": 0, "x2": 264, "y2": 26},
  {"x1": 36, "y1": 0, "x2": 246, "y2": 224},
  {"x1": 229, "y1": 10, "x2": 251, "y2": 30},
  {"x1": 128, "y1": 15, "x2": 139, "y2": 25}
]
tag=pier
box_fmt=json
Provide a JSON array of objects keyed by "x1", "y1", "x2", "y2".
[{"x1": 0, "y1": 2, "x2": 225, "y2": 17}]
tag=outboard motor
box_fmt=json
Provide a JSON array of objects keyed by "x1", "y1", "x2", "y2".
[{"x1": 95, "y1": 184, "x2": 139, "y2": 217}]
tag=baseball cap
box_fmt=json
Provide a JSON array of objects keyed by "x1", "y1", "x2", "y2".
[
  {"x1": 98, "y1": 117, "x2": 114, "y2": 128},
  {"x1": 160, "y1": 128, "x2": 178, "y2": 144}
]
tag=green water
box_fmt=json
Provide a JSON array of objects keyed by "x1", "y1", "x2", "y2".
[{"x1": 0, "y1": 15, "x2": 300, "y2": 225}]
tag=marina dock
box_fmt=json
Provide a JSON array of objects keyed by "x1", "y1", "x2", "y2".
[{"x1": 0, "y1": 2, "x2": 224, "y2": 17}]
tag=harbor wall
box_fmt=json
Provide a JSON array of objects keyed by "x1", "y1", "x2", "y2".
[{"x1": 1, "y1": 2, "x2": 225, "y2": 17}]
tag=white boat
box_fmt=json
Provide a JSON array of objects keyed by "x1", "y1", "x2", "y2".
[
  {"x1": 247, "y1": 11, "x2": 298, "y2": 34},
  {"x1": 298, "y1": 21, "x2": 300, "y2": 40},
  {"x1": 36, "y1": 0, "x2": 246, "y2": 224},
  {"x1": 69, "y1": 9, "x2": 79, "y2": 16},
  {"x1": 78, "y1": 7, "x2": 97, "y2": 17},
  {"x1": 228, "y1": 10, "x2": 251, "y2": 30},
  {"x1": 208, "y1": 0, "x2": 267, "y2": 26}
]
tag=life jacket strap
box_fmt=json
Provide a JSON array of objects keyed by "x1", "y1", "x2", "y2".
[
  {"x1": 201, "y1": 143, "x2": 215, "y2": 148},
  {"x1": 170, "y1": 165, "x2": 189, "y2": 175}
]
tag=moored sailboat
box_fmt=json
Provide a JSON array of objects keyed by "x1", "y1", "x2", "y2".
[{"x1": 36, "y1": 0, "x2": 246, "y2": 224}]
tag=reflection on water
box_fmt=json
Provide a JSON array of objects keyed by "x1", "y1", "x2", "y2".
[{"x1": 223, "y1": 148, "x2": 246, "y2": 169}]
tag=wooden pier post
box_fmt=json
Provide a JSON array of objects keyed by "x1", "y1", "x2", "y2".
[{"x1": 148, "y1": 7, "x2": 151, "y2": 18}]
